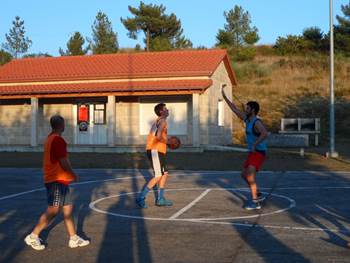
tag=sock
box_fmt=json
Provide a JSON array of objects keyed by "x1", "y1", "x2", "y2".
[
  {"x1": 153, "y1": 185, "x2": 159, "y2": 200},
  {"x1": 159, "y1": 188, "x2": 165, "y2": 200},
  {"x1": 70, "y1": 234, "x2": 79, "y2": 240},
  {"x1": 30, "y1": 233, "x2": 38, "y2": 239},
  {"x1": 140, "y1": 186, "x2": 150, "y2": 199}
]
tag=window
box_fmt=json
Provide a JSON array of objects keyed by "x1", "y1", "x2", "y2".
[
  {"x1": 139, "y1": 102, "x2": 188, "y2": 135},
  {"x1": 93, "y1": 104, "x2": 106, "y2": 125},
  {"x1": 218, "y1": 100, "x2": 224, "y2": 126}
]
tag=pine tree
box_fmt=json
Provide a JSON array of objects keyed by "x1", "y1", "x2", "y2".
[
  {"x1": 2, "y1": 16, "x2": 32, "y2": 58},
  {"x1": 121, "y1": 1, "x2": 192, "y2": 51},
  {"x1": 216, "y1": 5, "x2": 259, "y2": 48},
  {"x1": 23, "y1": 53, "x2": 52, "y2": 58},
  {"x1": 90, "y1": 11, "x2": 118, "y2": 54},
  {"x1": 59, "y1": 32, "x2": 88, "y2": 56},
  {"x1": 335, "y1": 1, "x2": 350, "y2": 53},
  {"x1": 0, "y1": 49, "x2": 12, "y2": 65}
]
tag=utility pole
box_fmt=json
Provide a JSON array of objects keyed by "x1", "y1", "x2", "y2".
[{"x1": 328, "y1": 0, "x2": 338, "y2": 158}]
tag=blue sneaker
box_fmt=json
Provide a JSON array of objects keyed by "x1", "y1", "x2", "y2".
[
  {"x1": 257, "y1": 192, "x2": 266, "y2": 202},
  {"x1": 136, "y1": 197, "x2": 148, "y2": 208},
  {"x1": 156, "y1": 198, "x2": 173, "y2": 207},
  {"x1": 244, "y1": 199, "x2": 261, "y2": 210}
]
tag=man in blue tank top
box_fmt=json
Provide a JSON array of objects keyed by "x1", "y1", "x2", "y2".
[{"x1": 222, "y1": 85, "x2": 269, "y2": 210}]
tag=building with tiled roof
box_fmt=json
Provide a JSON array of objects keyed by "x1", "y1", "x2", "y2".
[{"x1": 0, "y1": 49, "x2": 236, "y2": 151}]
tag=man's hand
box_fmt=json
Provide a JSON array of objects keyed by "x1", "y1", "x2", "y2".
[{"x1": 59, "y1": 157, "x2": 78, "y2": 182}]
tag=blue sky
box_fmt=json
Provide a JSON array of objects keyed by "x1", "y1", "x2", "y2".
[{"x1": 0, "y1": 0, "x2": 347, "y2": 56}]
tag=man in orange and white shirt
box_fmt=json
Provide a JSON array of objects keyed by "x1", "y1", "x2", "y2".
[
  {"x1": 24, "y1": 115, "x2": 89, "y2": 250},
  {"x1": 136, "y1": 103, "x2": 173, "y2": 208}
]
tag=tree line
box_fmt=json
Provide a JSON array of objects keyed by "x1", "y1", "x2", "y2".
[{"x1": 1, "y1": 1, "x2": 350, "y2": 66}]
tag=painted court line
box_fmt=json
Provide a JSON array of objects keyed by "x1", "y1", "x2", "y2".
[
  {"x1": 169, "y1": 189, "x2": 211, "y2": 219},
  {"x1": 0, "y1": 188, "x2": 45, "y2": 201},
  {"x1": 192, "y1": 219, "x2": 350, "y2": 234},
  {"x1": 89, "y1": 188, "x2": 295, "y2": 221},
  {"x1": 1, "y1": 171, "x2": 350, "y2": 234}
]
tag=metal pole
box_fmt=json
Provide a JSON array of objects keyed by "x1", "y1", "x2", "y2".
[{"x1": 329, "y1": 0, "x2": 338, "y2": 158}]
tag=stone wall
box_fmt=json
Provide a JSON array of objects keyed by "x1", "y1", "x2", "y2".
[
  {"x1": 38, "y1": 103, "x2": 74, "y2": 144},
  {"x1": 115, "y1": 101, "x2": 143, "y2": 145},
  {"x1": 199, "y1": 61, "x2": 233, "y2": 145},
  {"x1": 0, "y1": 104, "x2": 31, "y2": 145},
  {"x1": 115, "y1": 96, "x2": 192, "y2": 146}
]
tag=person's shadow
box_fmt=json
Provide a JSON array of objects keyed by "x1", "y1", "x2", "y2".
[{"x1": 97, "y1": 170, "x2": 153, "y2": 263}]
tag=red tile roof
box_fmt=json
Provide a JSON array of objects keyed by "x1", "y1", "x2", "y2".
[
  {"x1": 0, "y1": 79, "x2": 212, "y2": 96},
  {"x1": 0, "y1": 49, "x2": 236, "y2": 97}
]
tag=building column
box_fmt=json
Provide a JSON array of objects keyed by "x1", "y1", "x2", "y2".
[
  {"x1": 192, "y1": 93, "x2": 200, "y2": 147},
  {"x1": 107, "y1": 95, "x2": 116, "y2": 146},
  {"x1": 30, "y1": 97, "x2": 38, "y2": 147}
]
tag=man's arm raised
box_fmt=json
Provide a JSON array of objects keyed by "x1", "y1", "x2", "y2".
[{"x1": 221, "y1": 85, "x2": 246, "y2": 120}]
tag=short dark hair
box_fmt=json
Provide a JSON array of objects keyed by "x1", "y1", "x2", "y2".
[
  {"x1": 50, "y1": 115, "x2": 64, "y2": 130},
  {"x1": 154, "y1": 103, "x2": 166, "y2": 117},
  {"x1": 246, "y1": 101, "x2": 260, "y2": 115}
]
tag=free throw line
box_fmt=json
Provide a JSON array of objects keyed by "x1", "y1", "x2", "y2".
[{"x1": 169, "y1": 189, "x2": 211, "y2": 219}]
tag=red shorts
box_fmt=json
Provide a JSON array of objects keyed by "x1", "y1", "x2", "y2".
[{"x1": 243, "y1": 152, "x2": 266, "y2": 172}]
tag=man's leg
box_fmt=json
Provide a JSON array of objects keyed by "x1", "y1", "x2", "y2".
[
  {"x1": 243, "y1": 165, "x2": 258, "y2": 200},
  {"x1": 158, "y1": 172, "x2": 168, "y2": 189},
  {"x1": 24, "y1": 206, "x2": 59, "y2": 250},
  {"x1": 137, "y1": 150, "x2": 164, "y2": 208},
  {"x1": 241, "y1": 168, "x2": 249, "y2": 185},
  {"x1": 242, "y1": 165, "x2": 262, "y2": 210},
  {"x1": 62, "y1": 205, "x2": 76, "y2": 237},
  {"x1": 63, "y1": 204, "x2": 90, "y2": 248},
  {"x1": 32, "y1": 206, "x2": 60, "y2": 235},
  {"x1": 63, "y1": 205, "x2": 90, "y2": 248},
  {"x1": 147, "y1": 176, "x2": 162, "y2": 189},
  {"x1": 156, "y1": 172, "x2": 173, "y2": 206},
  {"x1": 137, "y1": 176, "x2": 161, "y2": 208}
]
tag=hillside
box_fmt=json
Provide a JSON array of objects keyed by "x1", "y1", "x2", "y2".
[{"x1": 230, "y1": 52, "x2": 350, "y2": 147}]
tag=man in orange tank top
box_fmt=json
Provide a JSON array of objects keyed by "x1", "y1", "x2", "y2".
[
  {"x1": 24, "y1": 115, "x2": 89, "y2": 250},
  {"x1": 137, "y1": 103, "x2": 173, "y2": 208}
]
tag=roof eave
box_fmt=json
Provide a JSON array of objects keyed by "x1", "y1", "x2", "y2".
[{"x1": 0, "y1": 89, "x2": 207, "y2": 99}]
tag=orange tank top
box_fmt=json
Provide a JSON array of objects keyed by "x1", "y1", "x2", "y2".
[
  {"x1": 146, "y1": 119, "x2": 167, "y2": 154},
  {"x1": 43, "y1": 134, "x2": 74, "y2": 184}
]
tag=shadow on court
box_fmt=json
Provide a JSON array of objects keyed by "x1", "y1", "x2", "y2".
[
  {"x1": 194, "y1": 172, "x2": 312, "y2": 263},
  {"x1": 0, "y1": 169, "x2": 44, "y2": 263},
  {"x1": 96, "y1": 169, "x2": 153, "y2": 263},
  {"x1": 193, "y1": 161, "x2": 350, "y2": 262},
  {"x1": 0, "y1": 169, "x2": 154, "y2": 263},
  {"x1": 1, "y1": 166, "x2": 350, "y2": 263}
]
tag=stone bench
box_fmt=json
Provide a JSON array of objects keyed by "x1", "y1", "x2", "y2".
[
  {"x1": 267, "y1": 134, "x2": 309, "y2": 156},
  {"x1": 279, "y1": 118, "x2": 320, "y2": 146}
]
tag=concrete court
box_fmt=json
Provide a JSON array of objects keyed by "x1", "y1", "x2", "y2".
[{"x1": 1, "y1": 168, "x2": 350, "y2": 263}]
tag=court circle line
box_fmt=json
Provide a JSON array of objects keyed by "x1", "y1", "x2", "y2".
[
  {"x1": 89, "y1": 188, "x2": 296, "y2": 221},
  {"x1": 1, "y1": 174, "x2": 349, "y2": 233}
]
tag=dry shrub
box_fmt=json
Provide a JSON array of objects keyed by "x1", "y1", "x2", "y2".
[{"x1": 232, "y1": 53, "x2": 350, "y2": 143}]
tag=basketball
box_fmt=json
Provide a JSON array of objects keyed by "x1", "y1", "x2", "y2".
[{"x1": 168, "y1": 136, "x2": 181, "y2": 150}]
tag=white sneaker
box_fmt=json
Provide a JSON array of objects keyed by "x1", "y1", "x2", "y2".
[
  {"x1": 68, "y1": 235, "x2": 90, "y2": 248},
  {"x1": 24, "y1": 234, "x2": 45, "y2": 250}
]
